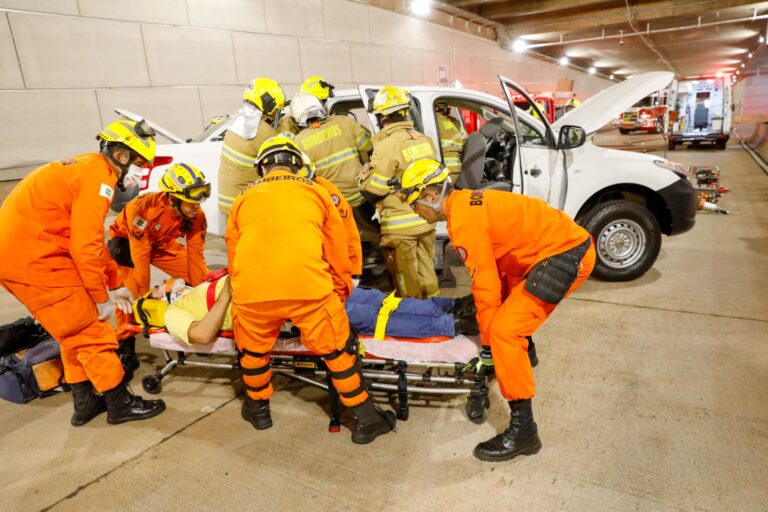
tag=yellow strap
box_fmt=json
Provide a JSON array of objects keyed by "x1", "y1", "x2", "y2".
[{"x1": 374, "y1": 291, "x2": 403, "y2": 340}]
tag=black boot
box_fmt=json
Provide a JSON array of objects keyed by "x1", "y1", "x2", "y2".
[
  {"x1": 526, "y1": 336, "x2": 539, "y2": 368},
  {"x1": 241, "y1": 396, "x2": 273, "y2": 430},
  {"x1": 454, "y1": 314, "x2": 480, "y2": 335},
  {"x1": 350, "y1": 398, "x2": 396, "y2": 444},
  {"x1": 103, "y1": 381, "x2": 166, "y2": 425},
  {"x1": 473, "y1": 399, "x2": 542, "y2": 462},
  {"x1": 117, "y1": 336, "x2": 140, "y2": 382},
  {"x1": 70, "y1": 381, "x2": 107, "y2": 427}
]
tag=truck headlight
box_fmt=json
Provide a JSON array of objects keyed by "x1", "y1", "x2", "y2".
[{"x1": 654, "y1": 159, "x2": 689, "y2": 179}]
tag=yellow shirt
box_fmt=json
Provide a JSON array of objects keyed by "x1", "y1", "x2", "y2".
[{"x1": 164, "y1": 276, "x2": 232, "y2": 345}]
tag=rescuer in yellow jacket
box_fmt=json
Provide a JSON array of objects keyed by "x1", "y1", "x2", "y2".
[
  {"x1": 435, "y1": 101, "x2": 467, "y2": 182},
  {"x1": 217, "y1": 78, "x2": 283, "y2": 215},
  {"x1": 359, "y1": 86, "x2": 439, "y2": 299},
  {"x1": 292, "y1": 92, "x2": 375, "y2": 244}
]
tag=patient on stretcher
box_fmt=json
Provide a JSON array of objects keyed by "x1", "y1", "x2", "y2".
[{"x1": 139, "y1": 276, "x2": 479, "y2": 346}]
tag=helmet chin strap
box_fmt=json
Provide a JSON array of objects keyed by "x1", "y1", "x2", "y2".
[
  {"x1": 113, "y1": 155, "x2": 132, "y2": 192},
  {"x1": 415, "y1": 179, "x2": 449, "y2": 213}
]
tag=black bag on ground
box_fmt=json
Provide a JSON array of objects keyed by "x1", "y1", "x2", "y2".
[
  {"x1": 0, "y1": 338, "x2": 65, "y2": 404},
  {"x1": 525, "y1": 238, "x2": 591, "y2": 305},
  {"x1": 0, "y1": 316, "x2": 50, "y2": 357}
]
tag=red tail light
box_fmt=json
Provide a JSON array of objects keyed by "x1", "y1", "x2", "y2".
[{"x1": 139, "y1": 155, "x2": 173, "y2": 191}]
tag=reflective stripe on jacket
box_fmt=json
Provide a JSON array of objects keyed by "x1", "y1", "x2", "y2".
[
  {"x1": 295, "y1": 115, "x2": 372, "y2": 207},
  {"x1": 361, "y1": 120, "x2": 436, "y2": 236},
  {"x1": 217, "y1": 120, "x2": 277, "y2": 214},
  {"x1": 436, "y1": 113, "x2": 467, "y2": 181}
]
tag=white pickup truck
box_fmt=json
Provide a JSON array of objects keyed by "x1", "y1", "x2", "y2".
[{"x1": 120, "y1": 71, "x2": 697, "y2": 282}]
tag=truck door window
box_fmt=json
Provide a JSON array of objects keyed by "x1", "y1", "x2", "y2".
[
  {"x1": 328, "y1": 100, "x2": 371, "y2": 131},
  {"x1": 432, "y1": 100, "x2": 469, "y2": 176},
  {"x1": 435, "y1": 97, "x2": 520, "y2": 183}
]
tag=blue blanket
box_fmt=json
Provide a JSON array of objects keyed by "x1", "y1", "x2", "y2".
[{"x1": 345, "y1": 288, "x2": 455, "y2": 338}]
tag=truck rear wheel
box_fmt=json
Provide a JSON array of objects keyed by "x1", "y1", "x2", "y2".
[
  {"x1": 667, "y1": 140, "x2": 676, "y2": 151},
  {"x1": 716, "y1": 139, "x2": 727, "y2": 150},
  {"x1": 618, "y1": 128, "x2": 630, "y2": 135},
  {"x1": 580, "y1": 200, "x2": 661, "y2": 282}
]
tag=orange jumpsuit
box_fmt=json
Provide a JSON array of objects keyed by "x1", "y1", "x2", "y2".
[
  {"x1": 225, "y1": 169, "x2": 367, "y2": 407},
  {"x1": 445, "y1": 189, "x2": 596, "y2": 400},
  {"x1": 315, "y1": 176, "x2": 362, "y2": 276},
  {"x1": 109, "y1": 192, "x2": 209, "y2": 338},
  {"x1": 0, "y1": 154, "x2": 124, "y2": 392}
]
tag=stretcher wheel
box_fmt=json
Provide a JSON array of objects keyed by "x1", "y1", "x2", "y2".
[
  {"x1": 142, "y1": 374, "x2": 163, "y2": 395},
  {"x1": 465, "y1": 395, "x2": 490, "y2": 424}
]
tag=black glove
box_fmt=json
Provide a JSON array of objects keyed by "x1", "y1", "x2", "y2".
[
  {"x1": 453, "y1": 294, "x2": 477, "y2": 317},
  {"x1": 464, "y1": 346, "x2": 494, "y2": 377}
]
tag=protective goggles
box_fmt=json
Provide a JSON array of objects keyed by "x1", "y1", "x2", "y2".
[
  {"x1": 319, "y1": 80, "x2": 336, "y2": 97},
  {"x1": 181, "y1": 182, "x2": 212, "y2": 202},
  {"x1": 134, "y1": 119, "x2": 157, "y2": 139}
]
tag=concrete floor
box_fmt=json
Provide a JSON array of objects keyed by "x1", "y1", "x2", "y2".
[{"x1": 1, "y1": 133, "x2": 767, "y2": 511}]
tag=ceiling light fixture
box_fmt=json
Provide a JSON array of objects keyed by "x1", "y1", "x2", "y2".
[
  {"x1": 410, "y1": 0, "x2": 431, "y2": 16},
  {"x1": 748, "y1": 52, "x2": 753, "y2": 58},
  {"x1": 760, "y1": 34, "x2": 766, "y2": 43},
  {"x1": 512, "y1": 38, "x2": 528, "y2": 53},
  {"x1": 610, "y1": 74, "x2": 615, "y2": 80},
  {"x1": 741, "y1": 63, "x2": 745, "y2": 68},
  {"x1": 588, "y1": 66, "x2": 596, "y2": 75},
  {"x1": 559, "y1": 56, "x2": 569, "y2": 66}
]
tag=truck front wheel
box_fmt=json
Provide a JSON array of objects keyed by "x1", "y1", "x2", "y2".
[{"x1": 580, "y1": 200, "x2": 661, "y2": 282}]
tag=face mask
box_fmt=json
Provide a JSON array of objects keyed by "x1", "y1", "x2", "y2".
[{"x1": 120, "y1": 164, "x2": 144, "y2": 191}]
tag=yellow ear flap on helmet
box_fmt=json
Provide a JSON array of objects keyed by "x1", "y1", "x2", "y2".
[
  {"x1": 243, "y1": 78, "x2": 285, "y2": 116},
  {"x1": 298, "y1": 151, "x2": 317, "y2": 180},
  {"x1": 254, "y1": 135, "x2": 306, "y2": 176},
  {"x1": 372, "y1": 86, "x2": 411, "y2": 116},
  {"x1": 301, "y1": 76, "x2": 335, "y2": 101},
  {"x1": 97, "y1": 119, "x2": 157, "y2": 165},
  {"x1": 159, "y1": 163, "x2": 211, "y2": 203},
  {"x1": 399, "y1": 158, "x2": 451, "y2": 205}
]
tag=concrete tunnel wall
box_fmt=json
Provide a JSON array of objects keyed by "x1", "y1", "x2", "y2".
[{"x1": 0, "y1": 0, "x2": 615, "y2": 179}]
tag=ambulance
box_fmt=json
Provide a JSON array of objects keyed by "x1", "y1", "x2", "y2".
[{"x1": 667, "y1": 75, "x2": 732, "y2": 150}]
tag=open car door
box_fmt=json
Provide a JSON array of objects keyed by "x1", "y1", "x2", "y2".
[{"x1": 498, "y1": 75, "x2": 563, "y2": 207}]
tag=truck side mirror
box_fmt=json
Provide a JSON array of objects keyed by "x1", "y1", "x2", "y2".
[{"x1": 558, "y1": 125, "x2": 586, "y2": 149}]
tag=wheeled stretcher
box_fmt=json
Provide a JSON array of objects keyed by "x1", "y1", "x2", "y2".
[{"x1": 128, "y1": 324, "x2": 492, "y2": 425}]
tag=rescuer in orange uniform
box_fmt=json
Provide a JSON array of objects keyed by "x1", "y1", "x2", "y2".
[
  {"x1": 300, "y1": 153, "x2": 363, "y2": 277},
  {"x1": 399, "y1": 159, "x2": 596, "y2": 462},
  {"x1": 0, "y1": 120, "x2": 166, "y2": 426},
  {"x1": 226, "y1": 136, "x2": 395, "y2": 443},
  {"x1": 108, "y1": 163, "x2": 211, "y2": 380}
]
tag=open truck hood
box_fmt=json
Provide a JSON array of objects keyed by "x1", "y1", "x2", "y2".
[
  {"x1": 552, "y1": 71, "x2": 674, "y2": 135},
  {"x1": 114, "y1": 108, "x2": 186, "y2": 144}
]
